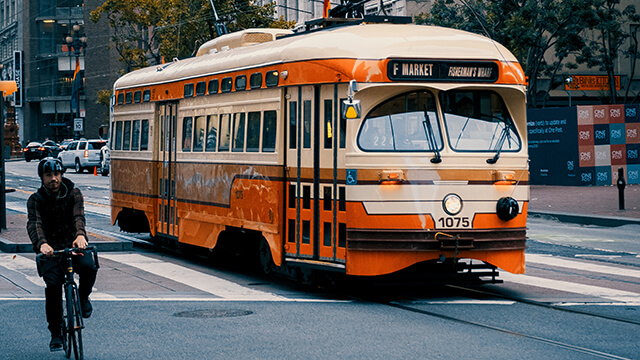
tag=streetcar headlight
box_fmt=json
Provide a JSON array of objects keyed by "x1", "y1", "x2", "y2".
[{"x1": 442, "y1": 194, "x2": 462, "y2": 215}]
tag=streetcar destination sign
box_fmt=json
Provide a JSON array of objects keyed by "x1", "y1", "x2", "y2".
[{"x1": 387, "y1": 60, "x2": 499, "y2": 82}]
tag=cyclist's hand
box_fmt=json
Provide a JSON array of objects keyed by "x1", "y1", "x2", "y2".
[
  {"x1": 40, "y1": 243, "x2": 54, "y2": 256},
  {"x1": 73, "y1": 235, "x2": 88, "y2": 250}
]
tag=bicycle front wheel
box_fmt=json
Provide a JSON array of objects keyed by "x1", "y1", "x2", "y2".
[
  {"x1": 65, "y1": 285, "x2": 74, "y2": 359},
  {"x1": 72, "y1": 287, "x2": 84, "y2": 360}
]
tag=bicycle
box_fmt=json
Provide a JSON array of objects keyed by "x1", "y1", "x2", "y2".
[{"x1": 37, "y1": 246, "x2": 99, "y2": 360}]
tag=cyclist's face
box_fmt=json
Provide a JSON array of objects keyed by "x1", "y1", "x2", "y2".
[{"x1": 42, "y1": 171, "x2": 62, "y2": 193}]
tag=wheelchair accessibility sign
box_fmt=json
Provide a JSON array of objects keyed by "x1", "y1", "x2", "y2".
[{"x1": 346, "y1": 169, "x2": 357, "y2": 185}]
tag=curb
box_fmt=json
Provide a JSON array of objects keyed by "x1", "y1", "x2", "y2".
[
  {"x1": 0, "y1": 237, "x2": 133, "y2": 253},
  {"x1": 528, "y1": 211, "x2": 640, "y2": 227}
]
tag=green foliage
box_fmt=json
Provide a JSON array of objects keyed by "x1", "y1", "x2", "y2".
[
  {"x1": 419, "y1": 0, "x2": 639, "y2": 106},
  {"x1": 91, "y1": 0, "x2": 294, "y2": 73}
]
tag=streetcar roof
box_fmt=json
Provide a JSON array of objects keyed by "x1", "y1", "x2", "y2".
[{"x1": 114, "y1": 23, "x2": 519, "y2": 90}]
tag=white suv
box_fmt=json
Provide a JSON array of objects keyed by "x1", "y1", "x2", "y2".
[{"x1": 58, "y1": 139, "x2": 108, "y2": 173}]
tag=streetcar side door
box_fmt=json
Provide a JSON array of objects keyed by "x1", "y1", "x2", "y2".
[
  {"x1": 156, "y1": 102, "x2": 178, "y2": 238},
  {"x1": 285, "y1": 85, "x2": 346, "y2": 264}
]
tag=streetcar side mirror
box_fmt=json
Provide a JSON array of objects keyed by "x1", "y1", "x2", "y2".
[{"x1": 342, "y1": 80, "x2": 361, "y2": 120}]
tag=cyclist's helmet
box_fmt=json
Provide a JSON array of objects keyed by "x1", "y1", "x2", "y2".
[{"x1": 38, "y1": 157, "x2": 65, "y2": 178}]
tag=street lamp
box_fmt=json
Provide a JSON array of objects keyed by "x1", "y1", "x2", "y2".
[{"x1": 66, "y1": 23, "x2": 87, "y2": 138}]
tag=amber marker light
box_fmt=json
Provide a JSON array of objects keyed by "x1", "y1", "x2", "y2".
[
  {"x1": 493, "y1": 170, "x2": 517, "y2": 185},
  {"x1": 379, "y1": 170, "x2": 405, "y2": 185}
]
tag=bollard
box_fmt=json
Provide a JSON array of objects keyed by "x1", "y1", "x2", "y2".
[{"x1": 617, "y1": 167, "x2": 626, "y2": 210}]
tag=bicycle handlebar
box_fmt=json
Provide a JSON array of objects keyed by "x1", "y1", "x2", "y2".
[{"x1": 36, "y1": 246, "x2": 96, "y2": 259}]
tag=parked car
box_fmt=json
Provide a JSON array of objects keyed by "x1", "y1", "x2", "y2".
[
  {"x1": 99, "y1": 142, "x2": 110, "y2": 176},
  {"x1": 58, "y1": 139, "x2": 74, "y2": 151},
  {"x1": 23, "y1": 140, "x2": 60, "y2": 162},
  {"x1": 58, "y1": 139, "x2": 107, "y2": 173}
]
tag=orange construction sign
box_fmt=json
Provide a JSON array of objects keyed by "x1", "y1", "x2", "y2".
[{"x1": 565, "y1": 75, "x2": 621, "y2": 91}]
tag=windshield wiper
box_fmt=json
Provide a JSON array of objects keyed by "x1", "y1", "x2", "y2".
[
  {"x1": 486, "y1": 122, "x2": 513, "y2": 164},
  {"x1": 423, "y1": 105, "x2": 442, "y2": 163}
]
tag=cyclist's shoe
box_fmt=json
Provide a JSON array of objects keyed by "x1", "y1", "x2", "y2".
[
  {"x1": 81, "y1": 297, "x2": 93, "y2": 318},
  {"x1": 49, "y1": 335, "x2": 63, "y2": 352}
]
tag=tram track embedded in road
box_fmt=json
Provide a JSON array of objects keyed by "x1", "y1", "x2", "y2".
[
  {"x1": 382, "y1": 300, "x2": 632, "y2": 360},
  {"x1": 444, "y1": 284, "x2": 640, "y2": 327}
]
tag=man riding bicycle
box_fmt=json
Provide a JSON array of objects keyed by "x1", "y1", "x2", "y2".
[{"x1": 27, "y1": 158, "x2": 98, "y2": 352}]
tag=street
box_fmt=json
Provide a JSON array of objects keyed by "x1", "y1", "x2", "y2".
[{"x1": 1, "y1": 160, "x2": 639, "y2": 359}]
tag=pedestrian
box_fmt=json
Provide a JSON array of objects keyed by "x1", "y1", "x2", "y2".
[{"x1": 26, "y1": 157, "x2": 98, "y2": 351}]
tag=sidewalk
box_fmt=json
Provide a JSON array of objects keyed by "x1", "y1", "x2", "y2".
[
  {"x1": 0, "y1": 211, "x2": 132, "y2": 253},
  {"x1": 529, "y1": 184, "x2": 640, "y2": 226}
]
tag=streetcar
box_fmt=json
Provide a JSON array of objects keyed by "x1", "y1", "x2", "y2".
[{"x1": 109, "y1": 15, "x2": 528, "y2": 282}]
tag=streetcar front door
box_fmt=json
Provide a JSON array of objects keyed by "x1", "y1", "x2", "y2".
[
  {"x1": 285, "y1": 85, "x2": 347, "y2": 265},
  {"x1": 157, "y1": 102, "x2": 178, "y2": 238}
]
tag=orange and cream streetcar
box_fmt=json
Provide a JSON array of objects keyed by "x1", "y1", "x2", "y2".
[{"x1": 109, "y1": 15, "x2": 528, "y2": 282}]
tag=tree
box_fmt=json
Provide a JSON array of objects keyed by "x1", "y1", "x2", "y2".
[
  {"x1": 90, "y1": 0, "x2": 295, "y2": 73},
  {"x1": 575, "y1": 0, "x2": 640, "y2": 103},
  {"x1": 416, "y1": 0, "x2": 602, "y2": 107}
]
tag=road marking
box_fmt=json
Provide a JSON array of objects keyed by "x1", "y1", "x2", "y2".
[
  {"x1": 0, "y1": 254, "x2": 44, "y2": 288},
  {"x1": 500, "y1": 272, "x2": 640, "y2": 303},
  {"x1": 99, "y1": 253, "x2": 287, "y2": 301},
  {"x1": 526, "y1": 253, "x2": 640, "y2": 279}
]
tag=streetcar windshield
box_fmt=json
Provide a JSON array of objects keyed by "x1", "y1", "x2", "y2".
[
  {"x1": 358, "y1": 91, "x2": 442, "y2": 152},
  {"x1": 440, "y1": 90, "x2": 521, "y2": 152}
]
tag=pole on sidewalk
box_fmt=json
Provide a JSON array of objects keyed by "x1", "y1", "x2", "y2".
[
  {"x1": 617, "y1": 167, "x2": 626, "y2": 210},
  {"x1": 0, "y1": 81, "x2": 17, "y2": 231}
]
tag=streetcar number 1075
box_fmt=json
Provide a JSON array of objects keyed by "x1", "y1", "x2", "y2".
[{"x1": 437, "y1": 217, "x2": 470, "y2": 228}]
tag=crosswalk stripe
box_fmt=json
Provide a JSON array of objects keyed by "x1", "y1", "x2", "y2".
[
  {"x1": 500, "y1": 272, "x2": 640, "y2": 303},
  {"x1": 99, "y1": 253, "x2": 286, "y2": 301},
  {"x1": 526, "y1": 253, "x2": 640, "y2": 279}
]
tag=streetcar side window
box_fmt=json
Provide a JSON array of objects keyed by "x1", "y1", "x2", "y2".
[
  {"x1": 140, "y1": 120, "x2": 149, "y2": 150},
  {"x1": 184, "y1": 83, "x2": 194, "y2": 98},
  {"x1": 219, "y1": 114, "x2": 231, "y2": 151},
  {"x1": 262, "y1": 110, "x2": 277, "y2": 152},
  {"x1": 195, "y1": 82, "x2": 206, "y2": 96},
  {"x1": 235, "y1": 76, "x2": 247, "y2": 91},
  {"x1": 123, "y1": 120, "x2": 132, "y2": 151},
  {"x1": 232, "y1": 113, "x2": 246, "y2": 152},
  {"x1": 193, "y1": 116, "x2": 206, "y2": 151},
  {"x1": 134, "y1": 91, "x2": 141, "y2": 103},
  {"x1": 125, "y1": 92, "x2": 133, "y2": 104},
  {"x1": 440, "y1": 90, "x2": 521, "y2": 152},
  {"x1": 246, "y1": 112, "x2": 261, "y2": 152},
  {"x1": 117, "y1": 93, "x2": 124, "y2": 105},
  {"x1": 205, "y1": 115, "x2": 218, "y2": 152},
  {"x1": 266, "y1": 70, "x2": 279, "y2": 87},
  {"x1": 143, "y1": 90, "x2": 151, "y2": 102},
  {"x1": 358, "y1": 90, "x2": 442, "y2": 152},
  {"x1": 221, "y1": 78, "x2": 232, "y2": 93},
  {"x1": 324, "y1": 99, "x2": 332, "y2": 149},
  {"x1": 303, "y1": 100, "x2": 311, "y2": 149},
  {"x1": 208, "y1": 79, "x2": 219, "y2": 94},
  {"x1": 115, "y1": 121, "x2": 123, "y2": 150},
  {"x1": 289, "y1": 101, "x2": 297, "y2": 149},
  {"x1": 250, "y1": 73, "x2": 262, "y2": 89},
  {"x1": 182, "y1": 117, "x2": 193, "y2": 152},
  {"x1": 339, "y1": 98, "x2": 346, "y2": 149},
  {"x1": 131, "y1": 120, "x2": 140, "y2": 151}
]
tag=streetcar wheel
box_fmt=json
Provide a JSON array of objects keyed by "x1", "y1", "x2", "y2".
[{"x1": 259, "y1": 238, "x2": 274, "y2": 275}]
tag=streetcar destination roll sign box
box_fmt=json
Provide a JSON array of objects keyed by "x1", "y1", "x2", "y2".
[{"x1": 387, "y1": 60, "x2": 499, "y2": 82}]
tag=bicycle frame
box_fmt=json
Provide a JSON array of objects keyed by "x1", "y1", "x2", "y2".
[{"x1": 37, "y1": 246, "x2": 98, "y2": 360}]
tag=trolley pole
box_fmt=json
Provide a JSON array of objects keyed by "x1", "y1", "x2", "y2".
[{"x1": 617, "y1": 167, "x2": 626, "y2": 210}]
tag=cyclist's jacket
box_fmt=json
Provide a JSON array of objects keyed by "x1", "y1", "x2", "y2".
[{"x1": 27, "y1": 177, "x2": 87, "y2": 253}]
